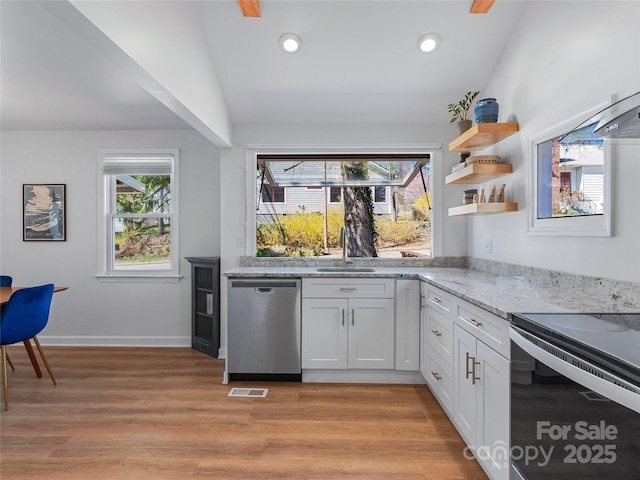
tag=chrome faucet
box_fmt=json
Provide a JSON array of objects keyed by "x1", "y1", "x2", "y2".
[{"x1": 340, "y1": 227, "x2": 353, "y2": 266}]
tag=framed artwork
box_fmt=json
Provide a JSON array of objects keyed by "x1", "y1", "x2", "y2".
[{"x1": 23, "y1": 184, "x2": 66, "y2": 241}]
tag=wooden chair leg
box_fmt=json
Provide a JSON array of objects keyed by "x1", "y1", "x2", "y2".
[
  {"x1": 6, "y1": 352, "x2": 15, "y2": 371},
  {"x1": 1, "y1": 345, "x2": 8, "y2": 411},
  {"x1": 32, "y1": 337, "x2": 56, "y2": 386}
]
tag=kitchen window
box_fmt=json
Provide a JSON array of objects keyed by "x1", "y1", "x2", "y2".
[
  {"x1": 528, "y1": 105, "x2": 611, "y2": 236},
  {"x1": 253, "y1": 150, "x2": 432, "y2": 258},
  {"x1": 97, "y1": 149, "x2": 180, "y2": 281}
]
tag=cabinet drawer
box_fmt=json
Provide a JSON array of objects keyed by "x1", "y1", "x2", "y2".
[
  {"x1": 422, "y1": 284, "x2": 455, "y2": 314},
  {"x1": 455, "y1": 302, "x2": 510, "y2": 359},
  {"x1": 425, "y1": 350, "x2": 453, "y2": 415},
  {"x1": 302, "y1": 278, "x2": 395, "y2": 298},
  {"x1": 426, "y1": 308, "x2": 454, "y2": 367}
]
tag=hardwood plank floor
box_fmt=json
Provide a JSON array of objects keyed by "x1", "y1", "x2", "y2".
[{"x1": 0, "y1": 347, "x2": 487, "y2": 479}]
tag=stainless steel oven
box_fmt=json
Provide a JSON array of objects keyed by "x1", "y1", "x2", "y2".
[{"x1": 509, "y1": 313, "x2": 640, "y2": 480}]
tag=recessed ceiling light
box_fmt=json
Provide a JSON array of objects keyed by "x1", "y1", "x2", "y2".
[
  {"x1": 417, "y1": 33, "x2": 440, "y2": 53},
  {"x1": 279, "y1": 33, "x2": 302, "y2": 53}
]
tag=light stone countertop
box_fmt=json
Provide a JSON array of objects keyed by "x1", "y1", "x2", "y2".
[{"x1": 224, "y1": 266, "x2": 640, "y2": 321}]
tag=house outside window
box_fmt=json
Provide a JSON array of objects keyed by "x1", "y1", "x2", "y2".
[{"x1": 98, "y1": 149, "x2": 179, "y2": 281}]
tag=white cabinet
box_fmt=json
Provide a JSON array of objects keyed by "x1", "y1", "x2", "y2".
[
  {"x1": 453, "y1": 324, "x2": 510, "y2": 480},
  {"x1": 421, "y1": 281, "x2": 510, "y2": 480},
  {"x1": 420, "y1": 283, "x2": 455, "y2": 414},
  {"x1": 301, "y1": 298, "x2": 349, "y2": 369},
  {"x1": 395, "y1": 279, "x2": 420, "y2": 371},
  {"x1": 301, "y1": 278, "x2": 395, "y2": 370}
]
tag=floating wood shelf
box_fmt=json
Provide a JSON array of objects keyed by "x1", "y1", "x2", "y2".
[
  {"x1": 446, "y1": 164, "x2": 513, "y2": 185},
  {"x1": 449, "y1": 123, "x2": 519, "y2": 152},
  {"x1": 448, "y1": 202, "x2": 518, "y2": 216}
]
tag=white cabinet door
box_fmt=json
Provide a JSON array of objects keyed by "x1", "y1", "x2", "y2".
[
  {"x1": 453, "y1": 324, "x2": 478, "y2": 447},
  {"x1": 476, "y1": 340, "x2": 510, "y2": 480},
  {"x1": 348, "y1": 298, "x2": 395, "y2": 369},
  {"x1": 395, "y1": 279, "x2": 420, "y2": 371},
  {"x1": 301, "y1": 298, "x2": 348, "y2": 369}
]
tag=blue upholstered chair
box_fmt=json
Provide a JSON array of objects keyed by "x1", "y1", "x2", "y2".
[
  {"x1": 0, "y1": 284, "x2": 56, "y2": 410},
  {"x1": 0, "y1": 275, "x2": 15, "y2": 371}
]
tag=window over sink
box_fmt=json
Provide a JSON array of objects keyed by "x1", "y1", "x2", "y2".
[{"x1": 247, "y1": 146, "x2": 439, "y2": 259}]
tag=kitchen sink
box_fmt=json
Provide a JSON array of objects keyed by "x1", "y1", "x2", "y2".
[{"x1": 316, "y1": 267, "x2": 376, "y2": 273}]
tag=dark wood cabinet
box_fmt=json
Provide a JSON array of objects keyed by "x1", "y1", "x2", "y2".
[{"x1": 185, "y1": 257, "x2": 220, "y2": 357}]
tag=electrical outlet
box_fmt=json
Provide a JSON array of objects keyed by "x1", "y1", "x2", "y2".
[
  {"x1": 236, "y1": 235, "x2": 245, "y2": 248},
  {"x1": 483, "y1": 238, "x2": 493, "y2": 254}
]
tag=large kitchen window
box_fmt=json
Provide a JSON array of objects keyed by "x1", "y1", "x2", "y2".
[
  {"x1": 98, "y1": 149, "x2": 180, "y2": 281},
  {"x1": 254, "y1": 151, "x2": 432, "y2": 258}
]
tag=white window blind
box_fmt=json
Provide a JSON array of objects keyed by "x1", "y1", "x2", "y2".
[{"x1": 102, "y1": 156, "x2": 174, "y2": 175}]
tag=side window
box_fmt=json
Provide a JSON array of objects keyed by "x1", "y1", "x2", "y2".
[
  {"x1": 528, "y1": 107, "x2": 611, "y2": 236},
  {"x1": 99, "y1": 149, "x2": 179, "y2": 279}
]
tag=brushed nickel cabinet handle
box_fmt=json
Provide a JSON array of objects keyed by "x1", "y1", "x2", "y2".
[
  {"x1": 431, "y1": 329, "x2": 442, "y2": 337},
  {"x1": 471, "y1": 357, "x2": 481, "y2": 385},
  {"x1": 342, "y1": 309, "x2": 345, "y2": 326},
  {"x1": 339, "y1": 287, "x2": 357, "y2": 292},
  {"x1": 431, "y1": 371, "x2": 442, "y2": 381},
  {"x1": 462, "y1": 316, "x2": 482, "y2": 327},
  {"x1": 420, "y1": 293, "x2": 426, "y2": 310},
  {"x1": 351, "y1": 308, "x2": 355, "y2": 326}
]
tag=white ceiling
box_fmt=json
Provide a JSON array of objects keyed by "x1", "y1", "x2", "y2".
[{"x1": 0, "y1": 0, "x2": 528, "y2": 132}]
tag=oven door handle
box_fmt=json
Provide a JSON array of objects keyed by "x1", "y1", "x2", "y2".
[{"x1": 510, "y1": 326, "x2": 640, "y2": 414}]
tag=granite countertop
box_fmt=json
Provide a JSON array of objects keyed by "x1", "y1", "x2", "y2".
[{"x1": 224, "y1": 266, "x2": 640, "y2": 321}]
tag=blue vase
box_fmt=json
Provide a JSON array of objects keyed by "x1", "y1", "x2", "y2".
[{"x1": 475, "y1": 98, "x2": 499, "y2": 123}]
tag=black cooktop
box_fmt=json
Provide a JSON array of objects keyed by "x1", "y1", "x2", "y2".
[{"x1": 512, "y1": 312, "x2": 640, "y2": 387}]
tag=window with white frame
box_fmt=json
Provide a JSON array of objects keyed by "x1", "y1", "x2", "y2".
[
  {"x1": 99, "y1": 149, "x2": 179, "y2": 279},
  {"x1": 528, "y1": 105, "x2": 611, "y2": 237}
]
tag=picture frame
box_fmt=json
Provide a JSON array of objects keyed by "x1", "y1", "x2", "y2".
[{"x1": 23, "y1": 184, "x2": 66, "y2": 241}]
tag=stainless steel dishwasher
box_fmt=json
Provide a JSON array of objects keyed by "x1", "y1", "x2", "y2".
[{"x1": 227, "y1": 278, "x2": 301, "y2": 381}]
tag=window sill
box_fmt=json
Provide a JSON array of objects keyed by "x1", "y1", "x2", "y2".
[{"x1": 95, "y1": 274, "x2": 183, "y2": 283}]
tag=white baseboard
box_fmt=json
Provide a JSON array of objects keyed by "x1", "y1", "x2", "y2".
[
  {"x1": 37, "y1": 336, "x2": 191, "y2": 347},
  {"x1": 302, "y1": 369, "x2": 425, "y2": 384}
]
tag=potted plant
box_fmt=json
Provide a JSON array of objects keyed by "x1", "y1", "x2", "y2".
[{"x1": 448, "y1": 90, "x2": 479, "y2": 134}]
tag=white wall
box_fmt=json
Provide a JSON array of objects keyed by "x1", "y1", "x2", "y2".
[
  {"x1": 0, "y1": 130, "x2": 220, "y2": 345},
  {"x1": 467, "y1": 0, "x2": 640, "y2": 283}
]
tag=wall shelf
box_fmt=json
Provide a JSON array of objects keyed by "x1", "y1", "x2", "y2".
[
  {"x1": 449, "y1": 122, "x2": 519, "y2": 152},
  {"x1": 448, "y1": 202, "x2": 518, "y2": 216},
  {"x1": 446, "y1": 163, "x2": 513, "y2": 185}
]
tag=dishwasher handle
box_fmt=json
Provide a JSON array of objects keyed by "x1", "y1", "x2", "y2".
[
  {"x1": 255, "y1": 287, "x2": 274, "y2": 294},
  {"x1": 230, "y1": 280, "x2": 300, "y2": 289}
]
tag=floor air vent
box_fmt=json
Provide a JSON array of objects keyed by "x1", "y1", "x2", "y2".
[{"x1": 228, "y1": 388, "x2": 268, "y2": 398}]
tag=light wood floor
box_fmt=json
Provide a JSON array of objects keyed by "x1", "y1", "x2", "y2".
[{"x1": 0, "y1": 347, "x2": 487, "y2": 479}]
